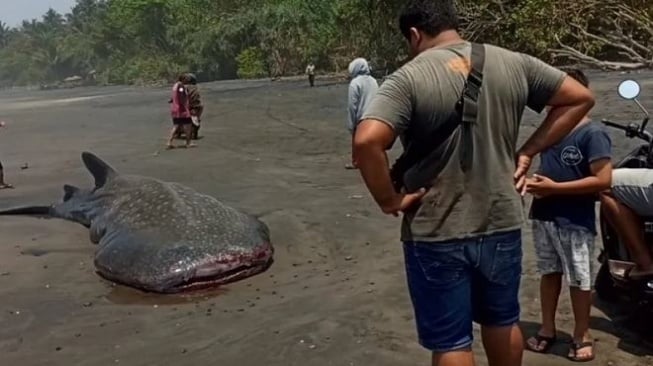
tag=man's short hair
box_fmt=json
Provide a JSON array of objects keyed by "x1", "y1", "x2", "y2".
[
  {"x1": 399, "y1": 0, "x2": 459, "y2": 40},
  {"x1": 564, "y1": 68, "x2": 589, "y2": 88}
]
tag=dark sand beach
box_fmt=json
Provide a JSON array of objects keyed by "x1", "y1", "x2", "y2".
[{"x1": 1, "y1": 72, "x2": 653, "y2": 366}]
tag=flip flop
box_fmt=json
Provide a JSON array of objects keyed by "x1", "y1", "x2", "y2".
[
  {"x1": 526, "y1": 334, "x2": 557, "y2": 354},
  {"x1": 568, "y1": 341, "x2": 595, "y2": 362},
  {"x1": 0, "y1": 183, "x2": 14, "y2": 189}
]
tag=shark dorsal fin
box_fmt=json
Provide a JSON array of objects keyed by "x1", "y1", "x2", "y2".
[
  {"x1": 63, "y1": 184, "x2": 80, "y2": 201},
  {"x1": 81, "y1": 152, "x2": 117, "y2": 188}
]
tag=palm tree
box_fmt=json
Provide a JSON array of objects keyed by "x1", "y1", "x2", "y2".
[{"x1": 0, "y1": 21, "x2": 10, "y2": 48}]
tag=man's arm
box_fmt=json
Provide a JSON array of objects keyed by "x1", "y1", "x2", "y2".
[
  {"x1": 514, "y1": 56, "x2": 595, "y2": 192},
  {"x1": 353, "y1": 70, "x2": 425, "y2": 215},
  {"x1": 518, "y1": 77, "x2": 595, "y2": 157},
  {"x1": 354, "y1": 120, "x2": 425, "y2": 215}
]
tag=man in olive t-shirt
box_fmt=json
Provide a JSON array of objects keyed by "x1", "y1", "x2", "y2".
[{"x1": 353, "y1": 1, "x2": 595, "y2": 366}]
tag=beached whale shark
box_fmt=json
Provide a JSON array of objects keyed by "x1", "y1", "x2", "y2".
[{"x1": 0, "y1": 152, "x2": 274, "y2": 293}]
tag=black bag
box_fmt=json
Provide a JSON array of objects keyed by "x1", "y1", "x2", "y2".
[{"x1": 389, "y1": 43, "x2": 486, "y2": 193}]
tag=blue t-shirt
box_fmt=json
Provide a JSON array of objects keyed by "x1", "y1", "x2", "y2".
[{"x1": 529, "y1": 121, "x2": 612, "y2": 233}]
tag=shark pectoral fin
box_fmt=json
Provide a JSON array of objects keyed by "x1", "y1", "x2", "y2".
[{"x1": 81, "y1": 152, "x2": 118, "y2": 188}]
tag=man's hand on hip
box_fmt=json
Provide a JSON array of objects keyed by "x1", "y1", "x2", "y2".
[
  {"x1": 354, "y1": 119, "x2": 428, "y2": 216},
  {"x1": 514, "y1": 153, "x2": 532, "y2": 195},
  {"x1": 382, "y1": 188, "x2": 428, "y2": 216}
]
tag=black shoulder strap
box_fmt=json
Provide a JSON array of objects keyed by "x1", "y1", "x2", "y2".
[
  {"x1": 459, "y1": 42, "x2": 486, "y2": 172},
  {"x1": 390, "y1": 43, "x2": 486, "y2": 193}
]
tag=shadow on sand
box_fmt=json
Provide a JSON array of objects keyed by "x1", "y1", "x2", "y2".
[
  {"x1": 520, "y1": 321, "x2": 573, "y2": 360},
  {"x1": 591, "y1": 294, "x2": 653, "y2": 357}
]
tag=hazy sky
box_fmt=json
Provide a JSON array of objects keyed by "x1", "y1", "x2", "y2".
[{"x1": 1, "y1": 0, "x2": 76, "y2": 27}]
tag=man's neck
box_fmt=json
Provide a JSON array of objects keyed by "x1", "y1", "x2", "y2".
[{"x1": 419, "y1": 30, "x2": 465, "y2": 52}]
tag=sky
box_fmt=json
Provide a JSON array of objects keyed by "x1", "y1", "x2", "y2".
[{"x1": 1, "y1": 0, "x2": 77, "y2": 27}]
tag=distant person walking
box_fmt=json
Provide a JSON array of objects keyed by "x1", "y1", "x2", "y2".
[
  {"x1": 167, "y1": 74, "x2": 196, "y2": 149},
  {"x1": 346, "y1": 57, "x2": 378, "y2": 169},
  {"x1": 305, "y1": 63, "x2": 316, "y2": 87},
  {"x1": 0, "y1": 120, "x2": 13, "y2": 189}
]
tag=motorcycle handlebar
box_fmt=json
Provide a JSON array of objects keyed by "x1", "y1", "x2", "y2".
[
  {"x1": 602, "y1": 120, "x2": 627, "y2": 131},
  {"x1": 601, "y1": 119, "x2": 653, "y2": 143}
]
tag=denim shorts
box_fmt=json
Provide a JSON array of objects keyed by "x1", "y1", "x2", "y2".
[{"x1": 403, "y1": 229, "x2": 522, "y2": 353}]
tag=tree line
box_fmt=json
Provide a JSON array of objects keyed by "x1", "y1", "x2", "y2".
[{"x1": 0, "y1": 0, "x2": 651, "y2": 87}]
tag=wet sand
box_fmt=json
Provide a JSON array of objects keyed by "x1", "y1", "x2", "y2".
[{"x1": 1, "y1": 72, "x2": 653, "y2": 366}]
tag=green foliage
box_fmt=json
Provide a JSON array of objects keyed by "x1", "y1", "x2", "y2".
[
  {"x1": 0, "y1": 0, "x2": 651, "y2": 87},
  {"x1": 236, "y1": 47, "x2": 267, "y2": 79}
]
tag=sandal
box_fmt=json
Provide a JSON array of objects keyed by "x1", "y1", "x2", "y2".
[
  {"x1": 568, "y1": 341, "x2": 595, "y2": 362},
  {"x1": 526, "y1": 333, "x2": 557, "y2": 354},
  {"x1": 0, "y1": 183, "x2": 14, "y2": 189}
]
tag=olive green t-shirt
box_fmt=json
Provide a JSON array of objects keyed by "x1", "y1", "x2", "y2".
[{"x1": 362, "y1": 41, "x2": 566, "y2": 242}]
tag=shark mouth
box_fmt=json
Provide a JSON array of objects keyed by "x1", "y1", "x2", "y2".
[
  {"x1": 96, "y1": 243, "x2": 275, "y2": 294},
  {"x1": 171, "y1": 257, "x2": 275, "y2": 293}
]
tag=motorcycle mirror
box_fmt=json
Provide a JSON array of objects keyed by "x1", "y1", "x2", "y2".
[{"x1": 618, "y1": 79, "x2": 641, "y2": 100}]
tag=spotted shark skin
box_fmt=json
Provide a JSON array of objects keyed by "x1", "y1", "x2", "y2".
[{"x1": 0, "y1": 152, "x2": 274, "y2": 293}]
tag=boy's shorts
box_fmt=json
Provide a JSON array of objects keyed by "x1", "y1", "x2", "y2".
[
  {"x1": 532, "y1": 220, "x2": 596, "y2": 291},
  {"x1": 403, "y1": 229, "x2": 522, "y2": 353}
]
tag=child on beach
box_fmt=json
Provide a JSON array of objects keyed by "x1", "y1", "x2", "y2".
[{"x1": 524, "y1": 69, "x2": 612, "y2": 362}]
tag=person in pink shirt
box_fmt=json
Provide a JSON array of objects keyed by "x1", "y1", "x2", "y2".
[{"x1": 167, "y1": 74, "x2": 196, "y2": 149}]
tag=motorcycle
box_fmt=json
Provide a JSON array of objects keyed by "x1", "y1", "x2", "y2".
[{"x1": 595, "y1": 79, "x2": 653, "y2": 316}]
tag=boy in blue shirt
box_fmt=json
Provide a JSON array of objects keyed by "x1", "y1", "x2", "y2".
[{"x1": 524, "y1": 69, "x2": 612, "y2": 362}]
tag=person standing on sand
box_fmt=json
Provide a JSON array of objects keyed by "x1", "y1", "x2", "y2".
[
  {"x1": 346, "y1": 57, "x2": 378, "y2": 169},
  {"x1": 167, "y1": 74, "x2": 196, "y2": 149},
  {"x1": 524, "y1": 69, "x2": 611, "y2": 362},
  {"x1": 305, "y1": 62, "x2": 316, "y2": 87},
  {"x1": 186, "y1": 73, "x2": 204, "y2": 140},
  {"x1": 0, "y1": 120, "x2": 13, "y2": 189},
  {"x1": 353, "y1": 1, "x2": 594, "y2": 366}
]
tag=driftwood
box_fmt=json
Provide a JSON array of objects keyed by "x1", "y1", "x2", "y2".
[
  {"x1": 549, "y1": 3, "x2": 653, "y2": 70},
  {"x1": 457, "y1": 0, "x2": 652, "y2": 70},
  {"x1": 457, "y1": 0, "x2": 509, "y2": 41}
]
